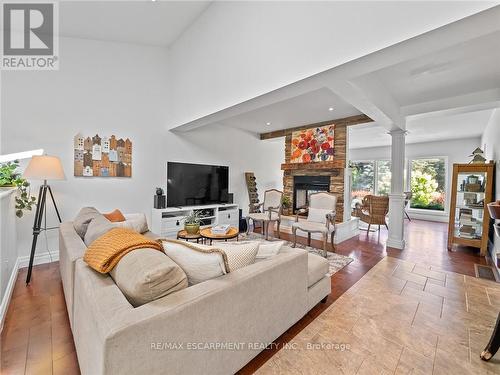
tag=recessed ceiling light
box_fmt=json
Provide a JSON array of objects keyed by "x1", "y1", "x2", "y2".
[
  {"x1": 266, "y1": 122, "x2": 271, "y2": 125},
  {"x1": 328, "y1": 107, "x2": 334, "y2": 111}
]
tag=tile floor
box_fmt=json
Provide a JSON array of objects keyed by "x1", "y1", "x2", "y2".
[{"x1": 257, "y1": 257, "x2": 500, "y2": 374}]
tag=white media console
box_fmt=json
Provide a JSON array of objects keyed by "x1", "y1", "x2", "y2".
[{"x1": 151, "y1": 204, "x2": 239, "y2": 238}]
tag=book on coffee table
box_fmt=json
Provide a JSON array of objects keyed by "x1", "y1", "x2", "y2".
[{"x1": 211, "y1": 224, "x2": 230, "y2": 235}]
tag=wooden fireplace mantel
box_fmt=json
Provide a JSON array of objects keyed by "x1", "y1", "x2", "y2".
[{"x1": 281, "y1": 160, "x2": 345, "y2": 171}]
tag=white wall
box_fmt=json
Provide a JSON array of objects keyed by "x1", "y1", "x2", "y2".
[
  {"x1": 481, "y1": 109, "x2": 500, "y2": 266},
  {"x1": 1, "y1": 37, "x2": 283, "y2": 260},
  {"x1": 168, "y1": 1, "x2": 495, "y2": 128},
  {"x1": 349, "y1": 137, "x2": 481, "y2": 219}
]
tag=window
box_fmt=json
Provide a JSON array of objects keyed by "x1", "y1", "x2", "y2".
[
  {"x1": 351, "y1": 161, "x2": 374, "y2": 203},
  {"x1": 377, "y1": 160, "x2": 391, "y2": 196},
  {"x1": 408, "y1": 158, "x2": 446, "y2": 211},
  {"x1": 351, "y1": 160, "x2": 391, "y2": 209}
]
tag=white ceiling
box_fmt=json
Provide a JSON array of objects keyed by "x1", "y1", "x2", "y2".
[
  {"x1": 220, "y1": 88, "x2": 362, "y2": 133},
  {"x1": 349, "y1": 109, "x2": 493, "y2": 149},
  {"x1": 60, "y1": 1, "x2": 211, "y2": 47},
  {"x1": 374, "y1": 31, "x2": 500, "y2": 106}
]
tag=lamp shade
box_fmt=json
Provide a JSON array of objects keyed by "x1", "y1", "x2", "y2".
[{"x1": 23, "y1": 155, "x2": 66, "y2": 181}]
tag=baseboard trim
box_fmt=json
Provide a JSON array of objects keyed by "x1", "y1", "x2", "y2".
[
  {"x1": 386, "y1": 238, "x2": 406, "y2": 250},
  {"x1": 18, "y1": 250, "x2": 59, "y2": 269},
  {"x1": 0, "y1": 257, "x2": 20, "y2": 332}
]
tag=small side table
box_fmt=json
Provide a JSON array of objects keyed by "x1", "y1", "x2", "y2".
[
  {"x1": 176, "y1": 230, "x2": 202, "y2": 243},
  {"x1": 200, "y1": 227, "x2": 239, "y2": 245}
]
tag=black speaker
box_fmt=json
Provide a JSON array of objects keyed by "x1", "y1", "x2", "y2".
[
  {"x1": 227, "y1": 193, "x2": 234, "y2": 204},
  {"x1": 238, "y1": 208, "x2": 247, "y2": 232},
  {"x1": 154, "y1": 195, "x2": 166, "y2": 209}
]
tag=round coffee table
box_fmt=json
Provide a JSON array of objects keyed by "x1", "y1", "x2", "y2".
[
  {"x1": 200, "y1": 226, "x2": 239, "y2": 245},
  {"x1": 176, "y1": 229, "x2": 203, "y2": 243}
]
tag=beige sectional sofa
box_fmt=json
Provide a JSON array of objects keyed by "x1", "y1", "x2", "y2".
[{"x1": 59, "y1": 221, "x2": 331, "y2": 375}]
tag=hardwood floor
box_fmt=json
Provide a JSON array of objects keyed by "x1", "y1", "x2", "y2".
[{"x1": 0, "y1": 220, "x2": 490, "y2": 374}]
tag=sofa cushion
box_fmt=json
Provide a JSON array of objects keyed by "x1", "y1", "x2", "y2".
[
  {"x1": 84, "y1": 214, "x2": 149, "y2": 246},
  {"x1": 307, "y1": 253, "x2": 329, "y2": 287},
  {"x1": 104, "y1": 209, "x2": 126, "y2": 222},
  {"x1": 217, "y1": 241, "x2": 259, "y2": 271},
  {"x1": 161, "y1": 239, "x2": 227, "y2": 285},
  {"x1": 73, "y1": 207, "x2": 101, "y2": 238},
  {"x1": 255, "y1": 241, "x2": 284, "y2": 259},
  {"x1": 307, "y1": 207, "x2": 331, "y2": 224},
  {"x1": 109, "y1": 248, "x2": 188, "y2": 307}
]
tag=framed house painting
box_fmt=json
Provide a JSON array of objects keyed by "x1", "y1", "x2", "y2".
[{"x1": 74, "y1": 133, "x2": 132, "y2": 177}]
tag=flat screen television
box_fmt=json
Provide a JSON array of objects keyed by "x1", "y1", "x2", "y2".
[{"x1": 167, "y1": 162, "x2": 229, "y2": 207}]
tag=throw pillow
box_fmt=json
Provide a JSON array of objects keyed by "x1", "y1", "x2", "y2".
[
  {"x1": 161, "y1": 239, "x2": 228, "y2": 285},
  {"x1": 307, "y1": 207, "x2": 331, "y2": 224},
  {"x1": 104, "y1": 209, "x2": 126, "y2": 222},
  {"x1": 217, "y1": 241, "x2": 259, "y2": 271},
  {"x1": 84, "y1": 214, "x2": 149, "y2": 246},
  {"x1": 73, "y1": 207, "x2": 101, "y2": 238},
  {"x1": 256, "y1": 241, "x2": 284, "y2": 259},
  {"x1": 124, "y1": 213, "x2": 149, "y2": 233},
  {"x1": 110, "y1": 248, "x2": 188, "y2": 307}
]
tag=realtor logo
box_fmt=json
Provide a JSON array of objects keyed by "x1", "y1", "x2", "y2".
[{"x1": 1, "y1": 2, "x2": 59, "y2": 70}]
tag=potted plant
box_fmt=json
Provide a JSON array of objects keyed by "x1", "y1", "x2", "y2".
[
  {"x1": 0, "y1": 160, "x2": 37, "y2": 217},
  {"x1": 281, "y1": 195, "x2": 292, "y2": 215},
  {"x1": 183, "y1": 210, "x2": 203, "y2": 234}
]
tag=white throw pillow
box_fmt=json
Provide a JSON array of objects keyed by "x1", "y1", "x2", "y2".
[
  {"x1": 161, "y1": 240, "x2": 227, "y2": 285},
  {"x1": 256, "y1": 241, "x2": 284, "y2": 259},
  {"x1": 84, "y1": 214, "x2": 148, "y2": 246},
  {"x1": 73, "y1": 207, "x2": 101, "y2": 239},
  {"x1": 217, "y1": 241, "x2": 259, "y2": 271},
  {"x1": 307, "y1": 207, "x2": 331, "y2": 224},
  {"x1": 123, "y1": 213, "x2": 149, "y2": 233},
  {"x1": 109, "y1": 248, "x2": 188, "y2": 307}
]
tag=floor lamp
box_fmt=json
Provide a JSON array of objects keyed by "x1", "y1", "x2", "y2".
[{"x1": 23, "y1": 155, "x2": 65, "y2": 284}]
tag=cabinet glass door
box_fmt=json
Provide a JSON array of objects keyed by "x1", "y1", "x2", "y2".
[{"x1": 454, "y1": 172, "x2": 487, "y2": 240}]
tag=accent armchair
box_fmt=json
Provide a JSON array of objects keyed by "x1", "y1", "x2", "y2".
[
  {"x1": 292, "y1": 192, "x2": 337, "y2": 257},
  {"x1": 246, "y1": 189, "x2": 283, "y2": 240},
  {"x1": 354, "y1": 195, "x2": 389, "y2": 232}
]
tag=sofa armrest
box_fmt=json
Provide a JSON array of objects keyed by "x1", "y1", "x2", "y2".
[
  {"x1": 73, "y1": 250, "x2": 308, "y2": 375},
  {"x1": 59, "y1": 221, "x2": 88, "y2": 326}
]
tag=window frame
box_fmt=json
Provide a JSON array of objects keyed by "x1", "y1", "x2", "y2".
[
  {"x1": 350, "y1": 159, "x2": 392, "y2": 197},
  {"x1": 406, "y1": 156, "x2": 448, "y2": 215}
]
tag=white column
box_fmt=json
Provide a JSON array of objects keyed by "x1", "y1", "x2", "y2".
[{"x1": 387, "y1": 129, "x2": 406, "y2": 249}]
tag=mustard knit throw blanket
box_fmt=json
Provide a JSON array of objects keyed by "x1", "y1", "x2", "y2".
[{"x1": 84, "y1": 227, "x2": 163, "y2": 273}]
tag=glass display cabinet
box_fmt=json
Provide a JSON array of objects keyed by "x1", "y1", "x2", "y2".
[{"x1": 448, "y1": 163, "x2": 495, "y2": 256}]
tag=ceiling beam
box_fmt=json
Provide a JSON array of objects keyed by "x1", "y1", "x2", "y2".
[
  {"x1": 259, "y1": 114, "x2": 372, "y2": 140},
  {"x1": 402, "y1": 88, "x2": 500, "y2": 120}
]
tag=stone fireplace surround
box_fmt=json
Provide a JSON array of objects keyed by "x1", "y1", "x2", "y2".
[{"x1": 281, "y1": 119, "x2": 350, "y2": 221}]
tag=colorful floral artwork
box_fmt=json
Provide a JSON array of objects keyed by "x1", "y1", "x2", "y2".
[{"x1": 290, "y1": 125, "x2": 335, "y2": 163}]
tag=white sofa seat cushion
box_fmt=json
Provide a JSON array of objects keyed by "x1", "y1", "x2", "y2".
[
  {"x1": 247, "y1": 212, "x2": 279, "y2": 221},
  {"x1": 307, "y1": 253, "x2": 329, "y2": 287},
  {"x1": 292, "y1": 220, "x2": 330, "y2": 233},
  {"x1": 161, "y1": 239, "x2": 228, "y2": 285},
  {"x1": 109, "y1": 249, "x2": 188, "y2": 307}
]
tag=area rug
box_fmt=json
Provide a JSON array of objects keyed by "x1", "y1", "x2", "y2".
[{"x1": 240, "y1": 233, "x2": 354, "y2": 277}]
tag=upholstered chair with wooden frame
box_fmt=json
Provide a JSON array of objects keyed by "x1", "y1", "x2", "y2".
[
  {"x1": 246, "y1": 189, "x2": 283, "y2": 240},
  {"x1": 354, "y1": 195, "x2": 389, "y2": 232},
  {"x1": 291, "y1": 192, "x2": 337, "y2": 257}
]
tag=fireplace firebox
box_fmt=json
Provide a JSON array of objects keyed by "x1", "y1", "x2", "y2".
[{"x1": 293, "y1": 176, "x2": 330, "y2": 213}]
